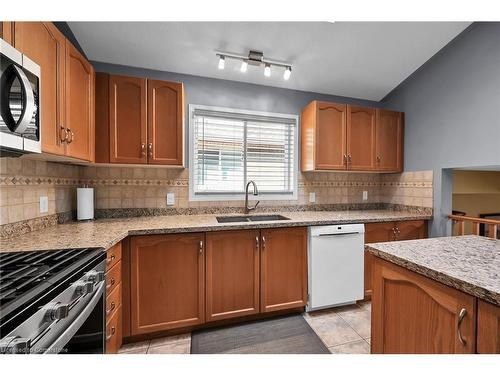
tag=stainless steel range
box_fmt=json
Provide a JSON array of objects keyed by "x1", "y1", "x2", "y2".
[{"x1": 0, "y1": 248, "x2": 106, "y2": 354}]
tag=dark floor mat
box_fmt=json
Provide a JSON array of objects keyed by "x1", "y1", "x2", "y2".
[{"x1": 191, "y1": 314, "x2": 329, "y2": 354}]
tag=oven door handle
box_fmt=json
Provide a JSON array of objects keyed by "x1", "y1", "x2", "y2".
[
  {"x1": 0, "y1": 64, "x2": 36, "y2": 134},
  {"x1": 44, "y1": 281, "x2": 104, "y2": 354}
]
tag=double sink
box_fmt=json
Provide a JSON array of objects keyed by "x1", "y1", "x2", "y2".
[{"x1": 216, "y1": 214, "x2": 290, "y2": 223}]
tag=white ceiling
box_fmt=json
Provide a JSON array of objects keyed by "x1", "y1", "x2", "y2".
[{"x1": 68, "y1": 22, "x2": 471, "y2": 101}]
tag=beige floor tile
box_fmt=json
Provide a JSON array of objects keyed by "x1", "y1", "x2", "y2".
[
  {"x1": 356, "y1": 301, "x2": 372, "y2": 312},
  {"x1": 149, "y1": 333, "x2": 191, "y2": 348},
  {"x1": 307, "y1": 313, "x2": 363, "y2": 347},
  {"x1": 118, "y1": 348, "x2": 148, "y2": 354},
  {"x1": 329, "y1": 339, "x2": 370, "y2": 354},
  {"x1": 338, "y1": 308, "x2": 371, "y2": 339},
  {"x1": 147, "y1": 341, "x2": 191, "y2": 354},
  {"x1": 118, "y1": 340, "x2": 150, "y2": 353}
]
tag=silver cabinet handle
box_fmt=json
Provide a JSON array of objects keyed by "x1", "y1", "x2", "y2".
[
  {"x1": 261, "y1": 236, "x2": 266, "y2": 250},
  {"x1": 148, "y1": 142, "x2": 153, "y2": 157},
  {"x1": 199, "y1": 240, "x2": 203, "y2": 254},
  {"x1": 343, "y1": 154, "x2": 348, "y2": 164},
  {"x1": 255, "y1": 236, "x2": 259, "y2": 250},
  {"x1": 106, "y1": 302, "x2": 116, "y2": 315},
  {"x1": 141, "y1": 143, "x2": 146, "y2": 156},
  {"x1": 106, "y1": 326, "x2": 116, "y2": 341},
  {"x1": 106, "y1": 254, "x2": 116, "y2": 264},
  {"x1": 376, "y1": 155, "x2": 381, "y2": 163},
  {"x1": 106, "y1": 277, "x2": 115, "y2": 290},
  {"x1": 457, "y1": 308, "x2": 467, "y2": 346}
]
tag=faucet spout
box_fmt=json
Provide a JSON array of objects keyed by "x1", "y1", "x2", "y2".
[{"x1": 244, "y1": 181, "x2": 260, "y2": 214}]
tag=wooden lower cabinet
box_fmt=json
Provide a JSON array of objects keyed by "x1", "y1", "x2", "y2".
[
  {"x1": 105, "y1": 243, "x2": 122, "y2": 354},
  {"x1": 205, "y1": 230, "x2": 260, "y2": 322},
  {"x1": 260, "y1": 227, "x2": 308, "y2": 313},
  {"x1": 371, "y1": 258, "x2": 476, "y2": 354},
  {"x1": 130, "y1": 234, "x2": 205, "y2": 335},
  {"x1": 106, "y1": 307, "x2": 122, "y2": 354},
  {"x1": 477, "y1": 300, "x2": 500, "y2": 354},
  {"x1": 364, "y1": 220, "x2": 428, "y2": 298}
]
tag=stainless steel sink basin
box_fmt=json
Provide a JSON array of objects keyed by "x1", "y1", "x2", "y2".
[{"x1": 216, "y1": 214, "x2": 290, "y2": 223}]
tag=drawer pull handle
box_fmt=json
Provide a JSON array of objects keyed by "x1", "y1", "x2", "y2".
[
  {"x1": 199, "y1": 240, "x2": 203, "y2": 254},
  {"x1": 261, "y1": 236, "x2": 266, "y2": 250},
  {"x1": 106, "y1": 327, "x2": 116, "y2": 341},
  {"x1": 106, "y1": 254, "x2": 116, "y2": 264},
  {"x1": 457, "y1": 308, "x2": 467, "y2": 346},
  {"x1": 255, "y1": 236, "x2": 259, "y2": 250},
  {"x1": 106, "y1": 278, "x2": 115, "y2": 290},
  {"x1": 106, "y1": 302, "x2": 116, "y2": 315}
]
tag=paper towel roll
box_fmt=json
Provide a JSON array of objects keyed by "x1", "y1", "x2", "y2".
[{"x1": 77, "y1": 187, "x2": 94, "y2": 221}]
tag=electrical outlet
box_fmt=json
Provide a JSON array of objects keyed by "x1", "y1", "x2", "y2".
[
  {"x1": 39, "y1": 196, "x2": 48, "y2": 213},
  {"x1": 166, "y1": 193, "x2": 175, "y2": 206},
  {"x1": 309, "y1": 192, "x2": 316, "y2": 203},
  {"x1": 362, "y1": 191, "x2": 368, "y2": 201}
]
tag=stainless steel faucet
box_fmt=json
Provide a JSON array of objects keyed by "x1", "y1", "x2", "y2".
[{"x1": 244, "y1": 180, "x2": 260, "y2": 214}]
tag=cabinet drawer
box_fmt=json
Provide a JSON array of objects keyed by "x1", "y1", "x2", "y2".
[
  {"x1": 105, "y1": 306, "x2": 122, "y2": 354},
  {"x1": 106, "y1": 242, "x2": 122, "y2": 271},
  {"x1": 106, "y1": 260, "x2": 121, "y2": 297},
  {"x1": 106, "y1": 282, "x2": 122, "y2": 324}
]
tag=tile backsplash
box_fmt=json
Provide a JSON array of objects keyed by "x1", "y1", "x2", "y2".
[{"x1": 0, "y1": 157, "x2": 433, "y2": 227}]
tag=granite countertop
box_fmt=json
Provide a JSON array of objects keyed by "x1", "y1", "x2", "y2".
[
  {"x1": 366, "y1": 235, "x2": 500, "y2": 306},
  {"x1": 0, "y1": 209, "x2": 430, "y2": 253}
]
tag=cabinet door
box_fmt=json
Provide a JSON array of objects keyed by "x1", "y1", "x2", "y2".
[
  {"x1": 364, "y1": 222, "x2": 396, "y2": 298},
  {"x1": 477, "y1": 300, "x2": 500, "y2": 354},
  {"x1": 260, "y1": 227, "x2": 308, "y2": 312},
  {"x1": 65, "y1": 42, "x2": 95, "y2": 161},
  {"x1": 130, "y1": 234, "x2": 205, "y2": 335},
  {"x1": 109, "y1": 75, "x2": 147, "y2": 164},
  {"x1": 395, "y1": 220, "x2": 427, "y2": 241},
  {"x1": 372, "y1": 258, "x2": 476, "y2": 353},
  {"x1": 14, "y1": 22, "x2": 66, "y2": 156},
  {"x1": 315, "y1": 102, "x2": 347, "y2": 170},
  {"x1": 205, "y1": 230, "x2": 260, "y2": 322},
  {"x1": 147, "y1": 79, "x2": 184, "y2": 165},
  {"x1": 347, "y1": 106, "x2": 376, "y2": 170},
  {"x1": 1, "y1": 22, "x2": 14, "y2": 44},
  {"x1": 375, "y1": 109, "x2": 403, "y2": 172}
]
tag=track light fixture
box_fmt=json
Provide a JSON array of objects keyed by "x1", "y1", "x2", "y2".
[{"x1": 215, "y1": 50, "x2": 292, "y2": 80}]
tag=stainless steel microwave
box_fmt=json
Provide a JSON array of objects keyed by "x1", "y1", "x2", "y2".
[{"x1": 0, "y1": 38, "x2": 41, "y2": 156}]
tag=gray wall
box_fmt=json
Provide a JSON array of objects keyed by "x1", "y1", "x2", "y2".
[
  {"x1": 383, "y1": 22, "x2": 500, "y2": 236},
  {"x1": 91, "y1": 61, "x2": 381, "y2": 165}
]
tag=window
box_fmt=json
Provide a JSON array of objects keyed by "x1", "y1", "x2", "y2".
[{"x1": 189, "y1": 105, "x2": 298, "y2": 200}]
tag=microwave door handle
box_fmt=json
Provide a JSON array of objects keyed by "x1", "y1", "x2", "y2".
[
  {"x1": 43, "y1": 282, "x2": 104, "y2": 354},
  {"x1": 0, "y1": 65, "x2": 36, "y2": 134}
]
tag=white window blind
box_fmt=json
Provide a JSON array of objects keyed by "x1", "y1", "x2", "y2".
[{"x1": 190, "y1": 106, "x2": 297, "y2": 199}]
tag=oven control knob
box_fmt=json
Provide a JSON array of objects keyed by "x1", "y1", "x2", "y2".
[
  {"x1": 86, "y1": 270, "x2": 105, "y2": 283},
  {"x1": 0, "y1": 336, "x2": 31, "y2": 354},
  {"x1": 43, "y1": 302, "x2": 69, "y2": 322},
  {"x1": 75, "y1": 280, "x2": 94, "y2": 295}
]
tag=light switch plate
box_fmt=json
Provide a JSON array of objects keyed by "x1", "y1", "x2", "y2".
[
  {"x1": 362, "y1": 191, "x2": 368, "y2": 201},
  {"x1": 40, "y1": 196, "x2": 48, "y2": 213},
  {"x1": 309, "y1": 192, "x2": 316, "y2": 203},
  {"x1": 166, "y1": 193, "x2": 175, "y2": 206}
]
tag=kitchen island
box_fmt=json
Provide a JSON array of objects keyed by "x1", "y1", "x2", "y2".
[{"x1": 366, "y1": 235, "x2": 500, "y2": 354}]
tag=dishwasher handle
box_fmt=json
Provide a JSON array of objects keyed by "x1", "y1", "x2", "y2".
[{"x1": 314, "y1": 232, "x2": 360, "y2": 237}]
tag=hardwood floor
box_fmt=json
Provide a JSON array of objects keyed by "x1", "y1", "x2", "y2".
[{"x1": 118, "y1": 302, "x2": 372, "y2": 354}]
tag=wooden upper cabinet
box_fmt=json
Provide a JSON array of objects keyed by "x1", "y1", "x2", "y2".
[
  {"x1": 301, "y1": 100, "x2": 403, "y2": 173},
  {"x1": 65, "y1": 42, "x2": 95, "y2": 161},
  {"x1": 260, "y1": 227, "x2": 308, "y2": 313},
  {"x1": 372, "y1": 258, "x2": 476, "y2": 354},
  {"x1": 301, "y1": 101, "x2": 347, "y2": 171},
  {"x1": 13, "y1": 22, "x2": 67, "y2": 156},
  {"x1": 375, "y1": 109, "x2": 403, "y2": 172},
  {"x1": 130, "y1": 233, "x2": 205, "y2": 335},
  {"x1": 147, "y1": 79, "x2": 184, "y2": 165},
  {"x1": 347, "y1": 105, "x2": 376, "y2": 170},
  {"x1": 205, "y1": 230, "x2": 260, "y2": 322},
  {"x1": 1, "y1": 22, "x2": 14, "y2": 44},
  {"x1": 109, "y1": 75, "x2": 147, "y2": 164},
  {"x1": 477, "y1": 300, "x2": 500, "y2": 354}
]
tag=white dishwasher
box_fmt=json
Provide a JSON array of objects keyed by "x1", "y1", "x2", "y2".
[{"x1": 307, "y1": 224, "x2": 365, "y2": 311}]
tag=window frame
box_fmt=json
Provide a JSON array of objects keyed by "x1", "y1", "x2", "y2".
[{"x1": 188, "y1": 104, "x2": 299, "y2": 202}]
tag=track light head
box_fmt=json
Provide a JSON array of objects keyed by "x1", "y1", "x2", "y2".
[
  {"x1": 218, "y1": 55, "x2": 225, "y2": 70},
  {"x1": 240, "y1": 60, "x2": 248, "y2": 73},
  {"x1": 283, "y1": 66, "x2": 292, "y2": 80},
  {"x1": 264, "y1": 64, "x2": 271, "y2": 77}
]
